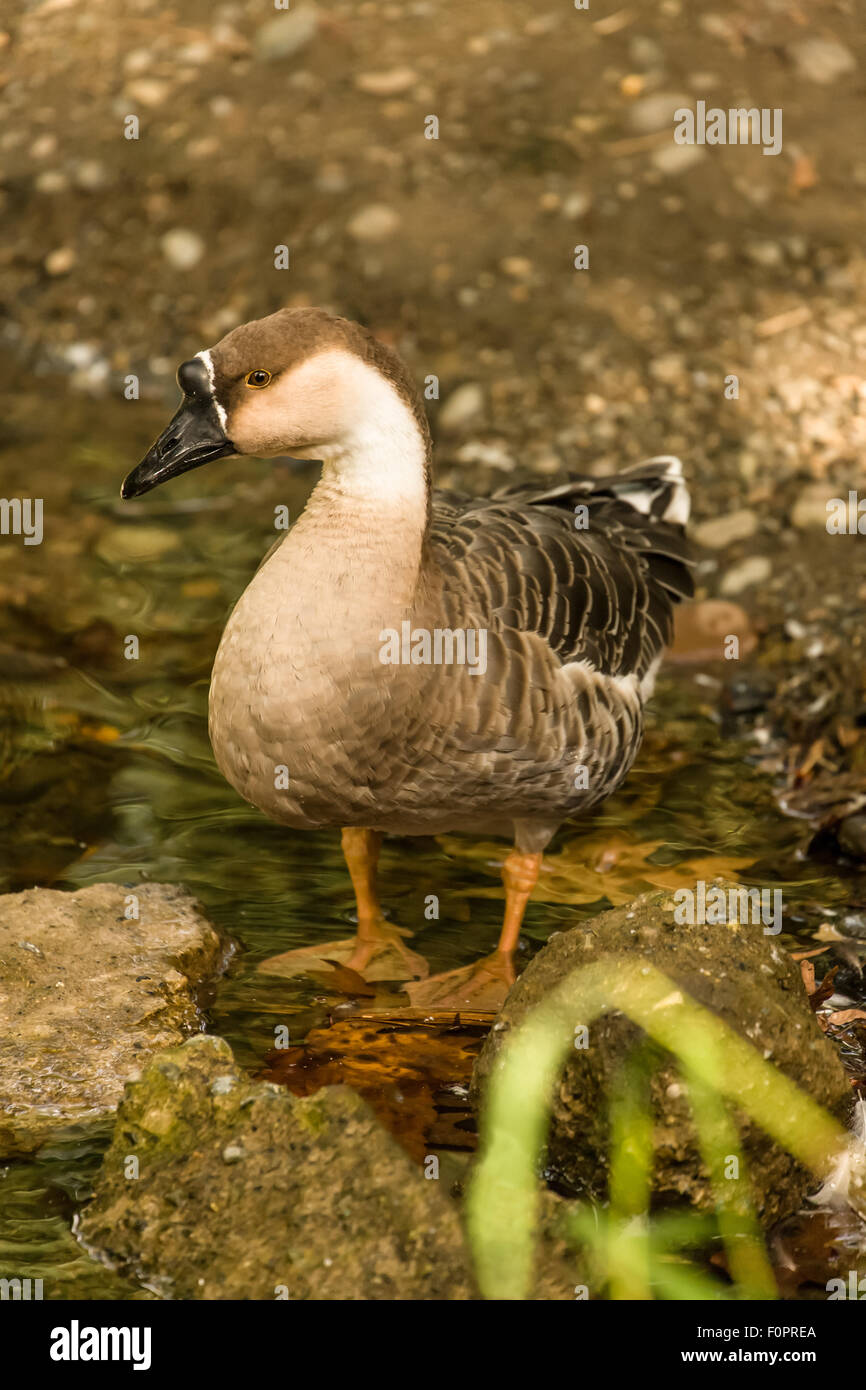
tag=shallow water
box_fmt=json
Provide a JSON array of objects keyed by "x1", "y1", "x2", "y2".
[{"x1": 1, "y1": 398, "x2": 865, "y2": 1297}]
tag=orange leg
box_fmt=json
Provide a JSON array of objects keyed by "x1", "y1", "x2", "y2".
[
  {"x1": 257, "y1": 827, "x2": 427, "y2": 984},
  {"x1": 496, "y1": 846, "x2": 544, "y2": 966},
  {"x1": 341, "y1": 828, "x2": 383, "y2": 937},
  {"x1": 405, "y1": 847, "x2": 543, "y2": 1012},
  {"x1": 341, "y1": 828, "x2": 427, "y2": 977}
]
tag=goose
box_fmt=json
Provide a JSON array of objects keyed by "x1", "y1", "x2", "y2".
[{"x1": 121, "y1": 308, "x2": 693, "y2": 1011}]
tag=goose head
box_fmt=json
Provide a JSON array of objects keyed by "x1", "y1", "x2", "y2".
[{"x1": 121, "y1": 307, "x2": 431, "y2": 500}]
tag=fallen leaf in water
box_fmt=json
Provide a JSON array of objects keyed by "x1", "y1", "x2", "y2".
[
  {"x1": 305, "y1": 961, "x2": 376, "y2": 996},
  {"x1": 262, "y1": 1017, "x2": 486, "y2": 1161},
  {"x1": 790, "y1": 946, "x2": 831, "y2": 962},
  {"x1": 796, "y1": 739, "x2": 826, "y2": 780},
  {"x1": 771, "y1": 1208, "x2": 866, "y2": 1298},
  {"x1": 826, "y1": 1008, "x2": 866, "y2": 1027},
  {"x1": 804, "y1": 964, "x2": 838, "y2": 1014},
  {"x1": 537, "y1": 833, "x2": 755, "y2": 907}
]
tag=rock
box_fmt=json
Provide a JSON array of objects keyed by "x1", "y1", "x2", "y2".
[
  {"x1": 787, "y1": 38, "x2": 856, "y2": 85},
  {"x1": 78, "y1": 1035, "x2": 475, "y2": 1300},
  {"x1": 96, "y1": 524, "x2": 181, "y2": 564},
  {"x1": 35, "y1": 170, "x2": 69, "y2": 194},
  {"x1": 649, "y1": 351, "x2": 685, "y2": 385},
  {"x1": 355, "y1": 67, "x2": 418, "y2": 97},
  {"x1": 745, "y1": 240, "x2": 785, "y2": 269},
  {"x1": 791, "y1": 485, "x2": 832, "y2": 531},
  {"x1": 669, "y1": 598, "x2": 757, "y2": 662},
  {"x1": 692, "y1": 508, "x2": 758, "y2": 549},
  {"x1": 160, "y1": 228, "x2": 205, "y2": 270},
  {"x1": 0, "y1": 884, "x2": 225, "y2": 1157},
  {"x1": 454, "y1": 440, "x2": 515, "y2": 470},
  {"x1": 316, "y1": 162, "x2": 349, "y2": 194},
  {"x1": 253, "y1": 7, "x2": 318, "y2": 62},
  {"x1": 44, "y1": 247, "x2": 76, "y2": 276},
  {"x1": 562, "y1": 191, "x2": 592, "y2": 218},
  {"x1": 628, "y1": 35, "x2": 664, "y2": 70},
  {"x1": 74, "y1": 159, "x2": 109, "y2": 191},
  {"x1": 500, "y1": 255, "x2": 533, "y2": 279},
  {"x1": 472, "y1": 889, "x2": 852, "y2": 1227},
  {"x1": 125, "y1": 78, "x2": 170, "y2": 108},
  {"x1": 346, "y1": 203, "x2": 401, "y2": 243},
  {"x1": 719, "y1": 554, "x2": 772, "y2": 596},
  {"x1": 838, "y1": 814, "x2": 866, "y2": 860},
  {"x1": 627, "y1": 91, "x2": 691, "y2": 134},
  {"x1": 651, "y1": 142, "x2": 706, "y2": 176},
  {"x1": 528, "y1": 1191, "x2": 592, "y2": 1300},
  {"x1": 438, "y1": 383, "x2": 484, "y2": 431}
]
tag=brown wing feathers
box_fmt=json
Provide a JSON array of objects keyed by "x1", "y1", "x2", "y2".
[{"x1": 430, "y1": 461, "x2": 693, "y2": 683}]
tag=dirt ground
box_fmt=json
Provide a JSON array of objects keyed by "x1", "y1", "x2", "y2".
[{"x1": 1, "y1": 0, "x2": 864, "y2": 502}]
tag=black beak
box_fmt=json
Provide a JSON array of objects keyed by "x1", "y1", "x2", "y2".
[{"x1": 121, "y1": 358, "x2": 235, "y2": 499}]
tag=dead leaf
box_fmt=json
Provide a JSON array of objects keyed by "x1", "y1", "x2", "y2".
[
  {"x1": 262, "y1": 1017, "x2": 486, "y2": 1162},
  {"x1": 805, "y1": 964, "x2": 838, "y2": 1011},
  {"x1": 790, "y1": 946, "x2": 831, "y2": 962},
  {"x1": 826, "y1": 1009, "x2": 866, "y2": 1027},
  {"x1": 797, "y1": 739, "x2": 825, "y2": 780}
]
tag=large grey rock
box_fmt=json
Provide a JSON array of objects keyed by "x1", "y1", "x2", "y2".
[
  {"x1": 0, "y1": 883, "x2": 226, "y2": 1157},
  {"x1": 77, "y1": 1035, "x2": 476, "y2": 1300},
  {"x1": 473, "y1": 887, "x2": 853, "y2": 1228}
]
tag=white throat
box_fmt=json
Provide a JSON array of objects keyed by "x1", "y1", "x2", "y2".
[{"x1": 314, "y1": 355, "x2": 429, "y2": 518}]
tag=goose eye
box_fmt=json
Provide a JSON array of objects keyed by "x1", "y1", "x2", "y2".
[{"x1": 244, "y1": 370, "x2": 272, "y2": 389}]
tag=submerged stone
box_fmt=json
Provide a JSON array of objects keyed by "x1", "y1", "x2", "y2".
[
  {"x1": 0, "y1": 883, "x2": 226, "y2": 1157},
  {"x1": 78, "y1": 1035, "x2": 476, "y2": 1300}
]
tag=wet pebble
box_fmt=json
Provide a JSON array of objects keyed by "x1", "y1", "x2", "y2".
[
  {"x1": 628, "y1": 35, "x2": 664, "y2": 70},
  {"x1": 96, "y1": 525, "x2": 181, "y2": 565},
  {"x1": 719, "y1": 555, "x2": 772, "y2": 596},
  {"x1": 692, "y1": 508, "x2": 758, "y2": 549},
  {"x1": 787, "y1": 38, "x2": 857, "y2": 85},
  {"x1": 627, "y1": 91, "x2": 691, "y2": 134},
  {"x1": 125, "y1": 78, "x2": 170, "y2": 107},
  {"x1": 651, "y1": 143, "x2": 705, "y2": 176},
  {"x1": 254, "y1": 7, "x2": 319, "y2": 62},
  {"x1": 649, "y1": 352, "x2": 685, "y2": 385},
  {"x1": 355, "y1": 67, "x2": 418, "y2": 97},
  {"x1": 562, "y1": 191, "x2": 592, "y2": 218},
  {"x1": 347, "y1": 204, "x2": 401, "y2": 242},
  {"x1": 35, "y1": 170, "x2": 69, "y2": 194},
  {"x1": 161, "y1": 228, "x2": 205, "y2": 270},
  {"x1": 30, "y1": 132, "x2": 57, "y2": 159},
  {"x1": 838, "y1": 815, "x2": 866, "y2": 860},
  {"x1": 791, "y1": 486, "x2": 832, "y2": 531},
  {"x1": 670, "y1": 598, "x2": 757, "y2": 662},
  {"x1": 74, "y1": 159, "x2": 108, "y2": 190},
  {"x1": 438, "y1": 383, "x2": 484, "y2": 431},
  {"x1": 500, "y1": 255, "x2": 533, "y2": 279},
  {"x1": 316, "y1": 162, "x2": 349, "y2": 194},
  {"x1": 44, "y1": 246, "x2": 76, "y2": 276},
  {"x1": 745, "y1": 240, "x2": 785, "y2": 269}
]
